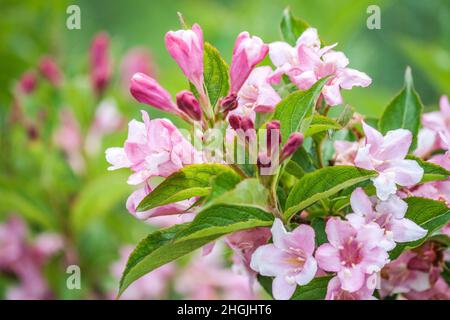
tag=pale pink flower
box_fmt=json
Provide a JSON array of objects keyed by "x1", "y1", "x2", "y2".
[
  {"x1": 125, "y1": 184, "x2": 195, "y2": 220},
  {"x1": 230, "y1": 32, "x2": 269, "y2": 93},
  {"x1": 38, "y1": 56, "x2": 62, "y2": 87},
  {"x1": 90, "y1": 32, "x2": 111, "y2": 95},
  {"x1": 269, "y1": 28, "x2": 371, "y2": 106},
  {"x1": 422, "y1": 96, "x2": 450, "y2": 138},
  {"x1": 347, "y1": 188, "x2": 427, "y2": 251},
  {"x1": 354, "y1": 122, "x2": 423, "y2": 200},
  {"x1": 325, "y1": 275, "x2": 376, "y2": 300},
  {"x1": 111, "y1": 246, "x2": 175, "y2": 300},
  {"x1": 237, "y1": 66, "x2": 281, "y2": 113},
  {"x1": 333, "y1": 140, "x2": 360, "y2": 165},
  {"x1": 414, "y1": 128, "x2": 438, "y2": 158},
  {"x1": 105, "y1": 110, "x2": 201, "y2": 185},
  {"x1": 165, "y1": 24, "x2": 204, "y2": 91},
  {"x1": 404, "y1": 276, "x2": 450, "y2": 300},
  {"x1": 130, "y1": 73, "x2": 181, "y2": 116},
  {"x1": 121, "y1": 47, "x2": 156, "y2": 91},
  {"x1": 315, "y1": 217, "x2": 389, "y2": 293},
  {"x1": 250, "y1": 219, "x2": 317, "y2": 300}
]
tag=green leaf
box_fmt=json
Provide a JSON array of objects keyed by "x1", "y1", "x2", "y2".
[
  {"x1": 280, "y1": 7, "x2": 310, "y2": 46},
  {"x1": 304, "y1": 115, "x2": 342, "y2": 137},
  {"x1": 285, "y1": 146, "x2": 316, "y2": 179},
  {"x1": 284, "y1": 166, "x2": 377, "y2": 221},
  {"x1": 137, "y1": 164, "x2": 241, "y2": 212},
  {"x1": 193, "y1": 42, "x2": 229, "y2": 108},
  {"x1": 203, "y1": 171, "x2": 242, "y2": 204},
  {"x1": 337, "y1": 105, "x2": 355, "y2": 127},
  {"x1": 406, "y1": 155, "x2": 450, "y2": 183},
  {"x1": 311, "y1": 219, "x2": 328, "y2": 246},
  {"x1": 119, "y1": 204, "x2": 274, "y2": 296},
  {"x1": 379, "y1": 67, "x2": 424, "y2": 151},
  {"x1": 291, "y1": 276, "x2": 333, "y2": 300},
  {"x1": 273, "y1": 77, "x2": 329, "y2": 144},
  {"x1": 389, "y1": 197, "x2": 450, "y2": 259}
]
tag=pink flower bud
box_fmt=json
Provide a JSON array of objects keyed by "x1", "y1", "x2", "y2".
[
  {"x1": 281, "y1": 132, "x2": 304, "y2": 161},
  {"x1": 240, "y1": 116, "x2": 254, "y2": 132},
  {"x1": 18, "y1": 71, "x2": 37, "y2": 94},
  {"x1": 121, "y1": 48, "x2": 156, "y2": 92},
  {"x1": 39, "y1": 56, "x2": 62, "y2": 87},
  {"x1": 230, "y1": 32, "x2": 269, "y2": 93},
  {"x1": 176, "y1": 90, "x2": 202, "y2": 121},
  {"x1": 221, "y1": 93, "x2": 238, "y2": 113},
  {"x1": 266, "y1": 120, "x2": 281, "y2": 153},
  {"x1": 130, "y1": 73, "x2": 178, "y2": 114},
  {"x1": 165, "y1": 23, "x2": 204, "y2": 91},
  {"x1": 228, "y1": 114, "x2": 242, "y2": 130},
  {"x1": 90, "y1": 32, "x2": 111, "y2": 95}
]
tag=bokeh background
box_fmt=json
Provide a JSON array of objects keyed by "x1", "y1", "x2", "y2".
[{"x1": 0, "y1": 0, "x2": 449, "y2": 299}]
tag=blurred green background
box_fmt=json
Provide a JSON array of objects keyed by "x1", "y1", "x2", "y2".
[{"x1": 0, "y1": 0, "x2": 448, "y2": 299}]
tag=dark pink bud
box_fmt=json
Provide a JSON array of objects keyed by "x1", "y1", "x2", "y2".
[
  {"x1": 176, "y1": 90, "x2": 202, "y2": 121},
  {"x1": 281, "y1": 132, "x2": 304, "y2": 161},
  {"x1": 228, "y1": 114, "x2": 242, "y2": 131},
  {"x1": 221, "y1": 93, "x2": 238, "y2": 113},
  {"x1": 90, "y1": 32, "x2": 111, "y2": 95},
  {"x1": 18, "y1": 71, "x2": 37, "y2": 94},
  {"x1": 39, "y1": 56, "x2": 62, "y2": 87},
  {"x1": 240, "y1": 116, "x2": 254, "y2": 132},
  {"x1": 266, "y1": 120, "x2": 281, "y2": 153}
]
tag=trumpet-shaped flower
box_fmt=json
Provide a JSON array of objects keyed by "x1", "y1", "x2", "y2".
[
  {"x1": 315, "y1": 217, "x2": 389, "y2": 292},
  {"x1": 354, "y1": 122, "x2": 423, "y2": 200},
  {"x1": 325, "y1": 275, "x2": 376, "y2": 300},
  {"x1": 250, "y1": 219, "x2": 317, "y2": 300},
  {"x1": 165, "y1": 24, "x2": 204, "y2": 91},
  {"x1": 105, "y1": 110, "x2": 201, "y2": 185},
  {"x1": 268, "y1": 28, "x2": 371, "y2": 106},
  {"x1": 347, "y1": 188, "x2": 427, "y2": 250},
  {"x1": 230, "y1": 32, "x2": 269, "y2": 93}
]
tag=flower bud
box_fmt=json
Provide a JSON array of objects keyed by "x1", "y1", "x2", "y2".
[
  {"x1": 220, "y1": 93, "x2": 238, "y2": 113},
  {"x1": 90, "y1": 32, "x2": 111, "y2": 95},
  {"x1": 18, "y1": 71, "x2": 37, "y2": 94},
  {"x1": 176, "y1": 90, "x2": 202, "y2": 121},
  {"x1": 266, "y1": 120, "x2": 281, "y2": 153},
  {"x1": 130, "y1": 73, "x2": 178, "y2": 114},
  {"x1": 240, "y1": 116, "x2": 254, "y2": 132},
  {"x1": 39, "y1": 56, "x2": 62, "y2": 87},
  {"x1": 228, "y1": 114, "x2": 242, "y2": 131},
  {"x1": 281, "y1": 132, "x2": 304, "y2": 161}
]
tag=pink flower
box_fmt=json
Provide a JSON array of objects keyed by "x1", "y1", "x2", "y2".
[
  {"x1": 414, "y1": 128, "x2": 439, "y2": 158},
  {"x1": 165, "y1": 24, "x2": 204, "y2": 91},
  {"x1": 315, "y1": 217, "x2": 389, "y2": 292},
  {"x1": 403, "y1": 276, "x2": 450, "y2": 300},
  {"x1": 111, "y1": 246, "x2": 175, "y2": 300},
  {"x1": 237, "y1": 66, "x2": 281, "y2": 113},
  {"x1": 230, "y1": 32, "x2": 269, "y2": 93},
  {"x1": 347, "y1": 188, "x2": 427, "y2": 250},
  {"x1": 125, "y1": 184, "x2": 196, "y2": 220},
  {"x1": 333, "y1": 140, "x2": 360, "y2": 165},
  {"x1": 422, "y1": 96, "x2": 450, "y2": 135},
  {"x1": 326, "y1": 276, "x2": 376, "y2": 300},
  {"x1": 38, "y1": 56, "x2": 62, "y2": 87},
  {"x1": 269, "y1": 28, "x2": 371, "y2": 106},
  {"x1": 105, "y1": 110, "x2": 201, "y2": 184},
  {"x1": 250, "y1": 219, "x2": 317, "y2": 300},
  {"x1": 121, "y1": 47, "x2": 156, "y2": 91},
  {"x1": 90, "y1": 32, "x2": 111, "y2": 95},
  {"x1": 130, "y1": 73, "x2": 181, "y2": 116},
  {"x1": 225, "y1": 227, "x2": 271, "y2": 279},
  {"x1": 18, "y1": 71, "x2": 37, "y2": 94},
  {"x1": 354, "y1": 122, "x2": 423, "y2": 200}
]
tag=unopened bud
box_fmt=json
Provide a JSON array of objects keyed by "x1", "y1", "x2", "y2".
[
  {"x1": 18, "y1": 71, "x2": 37, "y2": 94},
  {"x1": 240, "y1": 116, "x2": 254, "y2": 132},
  {"x1": 39, "y1": 56, "x2": 62, "y2": 87},
  {"x1": 266, "y1": 120, "x2": 281, "y2": 153},
  {"x1": 221, "y1": 93, "x2": 238, "y2": 113},
  {"x1": 228, "y1": 114, "x2": 242, "y2": 130},
  {"x1": 176, "y1": 90, "x2": 202, "y2": 121},
  {"x1": 281, "y1": 132, "x2": 303, "y2": 161}
]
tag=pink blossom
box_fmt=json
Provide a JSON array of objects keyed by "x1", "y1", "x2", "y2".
[
  {"x1": 354, "y1": 121, "x2": 423, "y2": 200},
  {"x1": 326, "y1": 276, "x2": 376, "y2": 300},
  {"x1": 422, "y1": 96, "x2": 450, "y2": 139},
  {"x1": 347, "y1": 188, "x2": 427, "y2": 250},
  {"x1": 90, "y1": 32, "x2": 111, "y2": 95},
  {"x1": 121, "y1": 47, "x2": 156, "y2": 91},
  {"x1": 18, "y1": 71, "x2": 37, "y2": 94},
  {"x1": 414, "y1": 128, "x2": 438, "y2": 158},
  {"x1": 130, "y1": 73, "x2": 181, "y2": 116},
  {"x1": 268, "y1": 28, "x2": 371, "y2": 106},
  {"x1": 403, "y1": 276, "x2": 450, "y2": 300},
  {"x1": 315, "y1": 217, "x2": 389, "y2": 293},
  {"x1": 111, "y1": 246, "x2": 175, "y2": 300},
  {"x1": 230, "y1": 32, "x2": 269, "y2": 93},
  {"x1": 237, "y1": 66, "x2": 281, "y2": 113},
  {"x1": 38, "y1": 56, "x2": 62, "y2": 87},
  {"x1": 333, "y1": 140, "x2": 360, "y2": 165},
  {"x1": 125, "y1": 184, "x2": 195, "y2": 220},
  {"x1": 250, "y1": 219, "x2": 317, "y2": 300},
  {"x1": 165, "y1": 24, "x2": 204, "y2": 91},
  {"x1": 105, "y1": 110, "x2": 201, "y2": 184}
]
